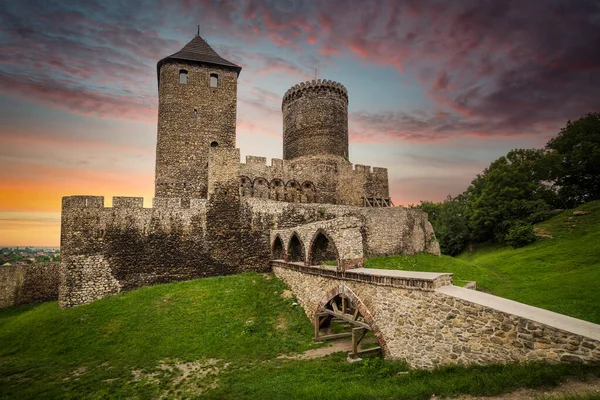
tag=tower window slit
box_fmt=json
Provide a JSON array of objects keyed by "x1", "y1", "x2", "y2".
[
  {"x1": 179, "y1": 70, "x2": 188, "y2": 84},
  {"x1": 210, "y1": 73, "x2": 218, "y2": 88}
]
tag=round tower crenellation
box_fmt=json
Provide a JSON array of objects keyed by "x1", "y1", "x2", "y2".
[{"x1": 282, "y1": 79, "x2": 349, "y2": 160}]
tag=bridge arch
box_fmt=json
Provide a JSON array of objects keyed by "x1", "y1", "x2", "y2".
[
  {"x1": 316, "y1": 284, "x2": 389, "y2": 357},
  {"x1": 308, "y1": 228, "x2": 339, "y2": 266},
  {"x1": 271, "y1": 235, "x2": 284, "y2": 260},
  {"x1": 287, "y1": 232, "x2": 305, "y2": 263}
]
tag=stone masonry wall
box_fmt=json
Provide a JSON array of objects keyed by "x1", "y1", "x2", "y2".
[
  {"x1": 239, "y1": 155, "x2": 389, "y2": 207},
  {"x1": 0, "y1": 262, "x2": 60, "y2": 308},
  {"x1": 282, "y1": 80, "x2": 348, "y2": 160},
  {"x1": 60, "y1": 195, "x2": 438, "y2": 307},
  {"x1": 273, "y1": 266, "x2": 600, "y2": 369},
  {"x1": 155, "y1": 61, "x2": 238, "y2": 200},
  {"x1": 271, "y1": 217, "x2": 365, "y2": 269},
  {"x1": 243, "y1": 198, "x2": 440, "y2": 257}
]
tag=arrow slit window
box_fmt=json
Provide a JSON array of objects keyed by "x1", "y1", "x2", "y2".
[{"x1": 210, "y1": 73, "x2": 218, "y2": 88}]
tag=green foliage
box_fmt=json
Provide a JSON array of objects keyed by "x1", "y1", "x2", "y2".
[
  {"x1": 546, "y1": 112, "x2": 600, "y2": 207},
  {"x1": 413, "y1": 197, "x2": 470, "y2": 255},
  {"x1": 458, "y1": 200, "x2": 600, "y2": 323},
  {"x1": 468, "y1": 149, "x2": 553, "y2": 243},
  {"x1": 504, "y1": 222, "x2": 537, "y2": 248}
]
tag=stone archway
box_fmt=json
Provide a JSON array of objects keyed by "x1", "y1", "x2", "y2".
[
  {"x1": 253, "y1": 177, "x2": 270, "y2": 199},
  {"x1": 239, "y1": 176, "x2": 252, "y2": 197},
  {"x1": 270, "y1": 179, "x2": 285, "y2": 201},
  {"x1": 315, "y1": 285, "x2": 388, "y2": 358},
  {"x1": 309, "y1": 229, "x2": 339, "y2": 266},
  {"x1": 287, "y1": 233, "x2": 305, "y2": 263},
  {"x1": 272, "y1": 236, "x2": 284, "y2": 260}
]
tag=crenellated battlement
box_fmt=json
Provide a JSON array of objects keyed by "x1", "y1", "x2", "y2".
[
  {"x1": 61, "y1": 196, "x2": 208, "y2": 211},
  {"x1": 113, "y1": 197, "x2": 143, "y2": 209},
  {"x1": 282, "y1": 79, "x2": 348, "y2": 108},
  {"x1": 352, "y1": 165, "x2": 388, "y2": 177},
  {"x1": 62, "y1": 196, "x2": 105, "y2": 209}
]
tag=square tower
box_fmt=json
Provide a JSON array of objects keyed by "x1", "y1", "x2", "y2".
[{"x1": 155, "y1": 34, "x2": 241, "y2": 200}]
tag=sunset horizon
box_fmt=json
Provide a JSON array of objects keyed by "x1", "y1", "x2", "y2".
[{"x1": 1, "y1": 0, "x2": 598, "y2": 247}]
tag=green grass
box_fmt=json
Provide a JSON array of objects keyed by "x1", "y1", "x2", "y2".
[
  {"x1": 458, "y1": 200, "x2": 600, "y2": 323},
  {"x1": 0, "y1": 273, "x2": 317, "y2": 399},
  {"x1": 1, "y1": 276, "x2": 599, "y2": 399},
  {"x1": 365, "y1": 201, "x2": 600, "y2": 324},
  {"x1": 2, "y1": 201, "x2": 600, "y2": 398}
]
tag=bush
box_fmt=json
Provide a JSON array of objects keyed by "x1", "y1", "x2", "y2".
[{"x1": 504, "y1": 222, "x2": 537, "y2": 248}]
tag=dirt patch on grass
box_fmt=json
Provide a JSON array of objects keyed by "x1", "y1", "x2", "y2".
[
  {"x1": 280, "y1": 289, "x2": 293, "y2": 299},
  {"x1": 275, "y1": 314, "x2": 288, "y2": 330},
  {"x1": 278, "y1": 337, "x2": 379, "y2": 360},
  {"x1": 131, "y1": 359, "x2": 229, "y2": 398},
  {"x1": 534, "y1": 227, "x2": 554, "y2": 238},
  {"x1": 63, "y1": 366, "x2": 88, "y2": 381},
  {"x1": 439, "y1": 377, "x2": 600, "y2": 400}
]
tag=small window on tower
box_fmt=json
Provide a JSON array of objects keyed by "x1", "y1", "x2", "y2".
[
  {"x1": 211, "y1": 141, "x2": 219, "y2": 147},
  {"x1": 210, "y1": 73, "x2": 218, "y2": 88},
  {"x1": 179, "y1": 70, "x2": 188, "y2": 84},
  {"x1": 194, "y1": 108, "x2": 198, "y2": 119}
]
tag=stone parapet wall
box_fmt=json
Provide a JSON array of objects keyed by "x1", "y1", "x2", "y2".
[
  {"x1": 0, "y1": 262, "x2": 60, "y2": 308},
  {"x1": 60, "y1": 195, "x2": 439, "y2": 307},
  {"x1": 239, "y1": 154, "x2": 389, "y2": 207},
  {"x1": 273, "y1": 265, "x2": 600, "y2": 369},
  {"x1": 271, "y1": 217, "x2": 364, "y2": 269},
  {"x1": 244, "y1": 198, "x2": 440, "y2": 257},
  {"x1": 271, "y1": 261, "x2": 452, "y2": 290}
]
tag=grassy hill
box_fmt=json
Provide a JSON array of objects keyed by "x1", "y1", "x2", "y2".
[
  {"x1": 366, "y1": 200, "x2": 600, "y2": 324},
  {"x1": 1, "y1": 201, "x2": 599, "y2": 399}
]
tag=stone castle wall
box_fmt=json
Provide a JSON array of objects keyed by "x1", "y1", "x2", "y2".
[
  {"x1": 0, "y1": 262, "x2": 60, "y2": 308},
  {"x1": 155, "y1": 61, "x2": 238, "y2": 200},
  {"x1": 239, "y1": 155, "x2": 390, "y2": 207},
  {"x1": 273, "y1": 266, "x2": 600, "y2": 369},
  {"x1": 59, "y1": 193, "x2": 438, "y2": 307},
  {"x1": 282, "y1": 80, "x2": 349, "y2": 160}
]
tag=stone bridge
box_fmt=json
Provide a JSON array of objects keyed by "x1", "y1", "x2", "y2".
[
  {"x1": 272, "y1": 261, "x2": 600, "y2": 369},
  {"x1": 270, "y1": 221, "x2": 600, "y2": 369}
]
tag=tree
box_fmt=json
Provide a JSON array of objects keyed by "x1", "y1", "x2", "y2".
[
  {"x1": 413, "y1": 197, "x2": 470, "y2": 256},
  {"x1": 468, "y1": 149, "x2": 552, "y2": 243},
  {"x1": 436, "y1": 195, "x2": 471, "y2": 256},
  {"x1": 546, "y1": 112, "x2": 600, "y2": 207}
]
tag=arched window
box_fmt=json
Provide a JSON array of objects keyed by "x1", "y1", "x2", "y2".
[
  {"x1": 272, "y1": 236, "x2": 284, "y2": 260},
  {"x1": 179, "y1": 70, "x2": 188, "y2": 84},
  {"x1": 210, "y1": 141, "x2": 219, "y2": 147},
  {"x1": 310, "y1": 231, "x2": 338, "y2": 266},
  {"x1": 288, "y1": 234, "x2": 304, "y2": 263},
  {"x1": 210, "y1": 73, "x2": 218, "y2": 88}
]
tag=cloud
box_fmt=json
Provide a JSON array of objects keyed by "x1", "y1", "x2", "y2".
[
  {"x1": 197, "y1": 0, "x2": 600, "y2": 140},
  {"x1": 1, "y1": 0, "x2": 599, "y2": 139}
]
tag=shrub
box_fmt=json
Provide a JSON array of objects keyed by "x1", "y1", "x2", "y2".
[{"x1": 504, "y1": 222, "x2": 537, "y2": 248}]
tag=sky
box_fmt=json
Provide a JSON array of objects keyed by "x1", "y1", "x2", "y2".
[{"x1": 0, "y1": 0, "x2": 599, "y2": 247}]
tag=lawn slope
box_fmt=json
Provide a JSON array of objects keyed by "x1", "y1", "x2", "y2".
[{"x1": 365, "y1": 201, "x2": 600, "y2": 324}]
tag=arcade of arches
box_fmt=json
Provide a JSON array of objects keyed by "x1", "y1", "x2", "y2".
[{"x1": 240, "y1": 176, "x2": 316, "y2": 203}]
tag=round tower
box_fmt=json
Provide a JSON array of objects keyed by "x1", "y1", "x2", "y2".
[
  {"x1": 155, "y1": 34, "x2": 241, "y2": 199},
  {"x1": 282, "y1": 79, "x2": 349, "y2": 160}
]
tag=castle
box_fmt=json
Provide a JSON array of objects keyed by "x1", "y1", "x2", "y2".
[{"x1": 59, "y1": 33, "x2": 439, "y2": 308}]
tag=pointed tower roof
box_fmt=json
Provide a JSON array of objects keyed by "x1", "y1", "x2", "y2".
[{"x1": 157, "y1": 34, "x2": 242, "y2": 80}]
